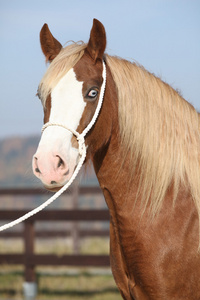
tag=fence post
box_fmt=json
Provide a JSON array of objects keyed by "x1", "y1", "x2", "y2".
[
  {"x1": 72, "y1": 181, "x2": 80, "y2": 254},
  {"x1": 23, "y1": 220, "x2": 37, "y2": 300}
]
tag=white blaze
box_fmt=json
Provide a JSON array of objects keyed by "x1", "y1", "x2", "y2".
[
  {"x1": 34, "y1": 68, "x2": 86, "y2": 186},
  {"x1": 50, "y1": 69, "x2": 85, "y2": 128}
]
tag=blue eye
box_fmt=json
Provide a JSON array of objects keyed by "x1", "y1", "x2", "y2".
[{"x1": 87, "y1": 89, "x2": 98, "y2": 99}]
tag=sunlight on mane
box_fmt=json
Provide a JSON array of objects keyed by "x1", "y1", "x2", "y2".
[{"x1": 106, "y1": 55, "x2": 200, "y2": 219}]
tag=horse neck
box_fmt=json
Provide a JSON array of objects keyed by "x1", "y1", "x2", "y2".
[
  {"x1": 90, "y1": 65, "x2": 136, "y2": 212},
  {"x1": 93, "y1": 130, "x2": 138, "y2": 209},
  {"x1": 92, "y1": 108, "x2": 197, "y2": 238}
]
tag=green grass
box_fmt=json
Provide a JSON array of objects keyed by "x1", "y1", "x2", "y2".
[
  {"x1": 0, "y1": 237, "x2": 122, "y2": 299},
  {"x1": 0, "y1": 267, "x2": 23, "y2": 299},
  {"x1": 37, "y1": 269, "x2": 121, "y2": 300},
  {"x1": 0, "y1": 267, "x2": 121, "y2": 300}
]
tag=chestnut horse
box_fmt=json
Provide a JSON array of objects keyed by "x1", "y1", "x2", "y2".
[{"x1": 33, "y1": 19, "x2": 200, "y2": 299}]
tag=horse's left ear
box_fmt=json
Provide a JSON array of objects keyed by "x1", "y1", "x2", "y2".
[
  {"x1": 86, "y1": 19, "x2": 106, "y2": 61},
  {"x1": 40, "y1": 23, "x2": 62, "y2": 63}
]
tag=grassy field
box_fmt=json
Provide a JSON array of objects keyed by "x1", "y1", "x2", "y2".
[
  {"x1": 0, "y1": 267, "x2": 121, "y2": 300},
  {"x1": 0, "y1": 237, "x2": 122, "y2": 300}
]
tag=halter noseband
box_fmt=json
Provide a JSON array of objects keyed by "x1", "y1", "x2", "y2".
[{"x1": 0, "y1": 60, "x2": 106, "y2": 232}]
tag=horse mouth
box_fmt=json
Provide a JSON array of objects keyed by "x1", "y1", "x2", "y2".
[{"x1": 44, "y1": 184, "x2": 64, "y2": 193}]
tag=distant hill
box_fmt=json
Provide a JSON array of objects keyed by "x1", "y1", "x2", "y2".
[
  {"x1": 0, "y1": 135, "x2": 98, "y2": 188},
  {"x1": 0, "y1": 136, "x2": 41, "y2": 187}
]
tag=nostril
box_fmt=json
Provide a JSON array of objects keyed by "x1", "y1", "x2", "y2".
[
  {"x1": 33, "y1": 157, "x2": 41, "y2": 174},
  {"x1": 35, "y1": 167, "x2": 41, "y2": 174},
  {"x1": 56, "y1": 156, "x2": 65, "y2": 169},
  {"x1": 51, "y1": 181, "x2": 57, "y2": 185}
]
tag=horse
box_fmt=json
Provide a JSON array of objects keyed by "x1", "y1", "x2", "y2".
[{"x1": 32, "y1": 19, "x2": 200, "y2": 299}]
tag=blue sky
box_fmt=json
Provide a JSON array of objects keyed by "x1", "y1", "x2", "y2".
[{"x1": 0, "y1": 0, "x2": 199, "y2": 138}]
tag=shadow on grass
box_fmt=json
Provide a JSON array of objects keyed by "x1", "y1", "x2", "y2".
[
  {"x1": 37, "y1": 273, "x2": 119, "y2": 297},
  {"x1": 39, "y1": 287, "x2": 119, "y2": 297},
  {"x1": 0, "y1": 289, "x2": 18, "y2": 296},
  {"x1": 0, "y1": 287, "x2": 119, "y2": 298}
]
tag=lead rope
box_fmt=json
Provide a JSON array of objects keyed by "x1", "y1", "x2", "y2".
[{"x1": 0, "y1": 60, "x2": 106, "y2": 231}]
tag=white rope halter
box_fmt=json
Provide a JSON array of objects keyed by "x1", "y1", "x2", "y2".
[{"x1": 0, "y1": 60, "x2": 106, "y2": 231}]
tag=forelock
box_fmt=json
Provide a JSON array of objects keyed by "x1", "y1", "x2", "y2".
[{"x1": 38, "y1": 42, "x2": 87, "y2": 106}]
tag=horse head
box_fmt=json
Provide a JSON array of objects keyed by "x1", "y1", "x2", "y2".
[{"x1": 32, "y1": 19, "x2": 112, "y2": 191}]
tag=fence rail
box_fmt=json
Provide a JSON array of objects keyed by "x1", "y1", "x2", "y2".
[
  {"x1": 0, "y1": 186, "x2": 102, "y2": 196},
  {"x1": 0, "y1": 187, "x2": 110, "y2": 298},
  {"x1": 0, "y1": 209, "x2": 109, "y2": 221}
]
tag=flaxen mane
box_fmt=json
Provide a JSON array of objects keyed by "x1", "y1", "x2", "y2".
[
  {"x1": 38, "y1": 42, "x2": 200, "y2": 220},
  {"x1": 106, "y1": 55, "x2": 200, "y2": 219}
]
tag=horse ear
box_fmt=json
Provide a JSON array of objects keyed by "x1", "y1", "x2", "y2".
[
  {"x1": 40, "y1": 23, "x2": 62, "y2": 63},
  {"x1": 86, "y1": 19, "x2": 106, "y2": 61}
]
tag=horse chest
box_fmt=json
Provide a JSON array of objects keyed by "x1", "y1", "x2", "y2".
[{"x1": 102, "y1": 185, "x2": 200, "y2": 299}]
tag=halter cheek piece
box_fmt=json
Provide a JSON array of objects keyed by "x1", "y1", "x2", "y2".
[{"x1": 0, "y1": 60, "x2": 106, "y2": 231}]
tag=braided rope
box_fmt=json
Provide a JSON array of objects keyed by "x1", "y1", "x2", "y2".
[{"x1": 0, "y1": 61, "x2": 106, "y2": 231}]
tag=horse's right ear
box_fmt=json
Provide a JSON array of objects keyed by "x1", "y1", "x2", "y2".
[
  {"x1": 40, "y1": 24, "x2": 62, "y2": 63},
  {"x1": 86, "y1": 19, "x2": 106, "y2": 62}
]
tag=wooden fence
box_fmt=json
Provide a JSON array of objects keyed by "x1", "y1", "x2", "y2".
[{"x1": 0, "y1": 187, "x2": 110, "y2": 284}]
